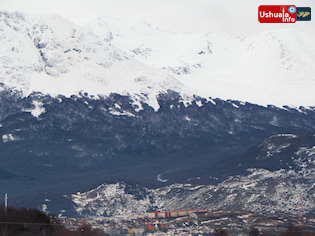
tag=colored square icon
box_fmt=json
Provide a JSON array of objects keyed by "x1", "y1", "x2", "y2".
[{"x1": 297, "y1": 7, "x2": 311, "y2": 21}]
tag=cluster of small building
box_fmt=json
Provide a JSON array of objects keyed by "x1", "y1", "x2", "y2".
[
  {"x1": 60, "y1": 209, "x2": 315, "y2": 235},
  {"x1": 61, "y1": 217, "x2": 90, "y2": 231},
  {"x1": 60, "y1": 209, "x2": 209, "y2": 234},
  {"x1": 148, "y1": 209, "x2": 209, "y2": 218}
]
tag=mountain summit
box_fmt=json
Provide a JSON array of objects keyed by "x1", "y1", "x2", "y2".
[{"x1": 1, "y1": 12, "x2": 315, "y2": 109}]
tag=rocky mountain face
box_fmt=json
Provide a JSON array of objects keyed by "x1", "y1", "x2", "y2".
[{"x1": 0, "y1": 11, "x2": 314, "y2": 218}]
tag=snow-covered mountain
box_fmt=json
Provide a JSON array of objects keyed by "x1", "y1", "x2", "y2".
[
  {"x1": 1, "y1": 11, "x2": 315, "y2": 218},
  {"x1": 79, "y1": 16, "x2": 315, "y2": 107},
  {"x1": 1, "y1": 11, "x2": 315, "y2": 109}
]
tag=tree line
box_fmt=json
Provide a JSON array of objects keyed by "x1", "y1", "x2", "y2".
[{"x1": 0, "y1": 206, "x2": 107, "y2": 236}]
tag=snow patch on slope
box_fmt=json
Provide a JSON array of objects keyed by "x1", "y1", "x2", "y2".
[
  {"x1": 2, "y1": 134, "x2": 17, "y2": 143},
  {"x1": 24, "y1": 100, "x2": 46, "y2": 118}
]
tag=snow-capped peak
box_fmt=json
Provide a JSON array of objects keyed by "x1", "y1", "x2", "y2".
[
  {"x1": 78, "y1": 16, "x2": 315, "y2": 107},
  {"x1": 1, "y1": 11, "x2": 315, "y2": 109},
  {"x1": 0, "y1": 11, "x2": 189, "y2": 110}
]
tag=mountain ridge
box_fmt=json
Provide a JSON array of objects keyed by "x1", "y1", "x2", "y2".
[
  {"x1": 79, "y1": 16, "x2": 315, "y2": 107},
  {"x1": 1, "y1": 11, "x2": 315, "y2": 109}
]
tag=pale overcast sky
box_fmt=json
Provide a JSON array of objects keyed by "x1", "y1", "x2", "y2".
[{"x1": 1, "y1": 0, "x2": 314, "y2": 35}]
